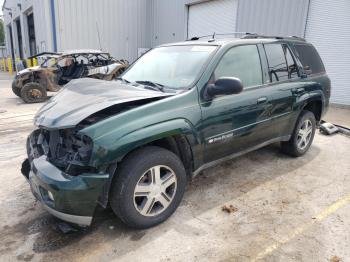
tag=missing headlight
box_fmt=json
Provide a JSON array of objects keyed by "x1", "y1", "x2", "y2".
[{"x1": 27, "y1": 128, "x2": 95, "y2": 176}]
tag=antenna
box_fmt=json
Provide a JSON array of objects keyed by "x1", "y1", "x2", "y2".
[
  {"x1": 207, "y1": 32, "x2": 216, "y2": 42},
  {"x1": 96, "y1": 21, "x2": 102, "y2": 51}
]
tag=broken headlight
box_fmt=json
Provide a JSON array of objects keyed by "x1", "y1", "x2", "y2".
[{"x1": 27, "y1": 128, "x2": 95, "y2": 176}]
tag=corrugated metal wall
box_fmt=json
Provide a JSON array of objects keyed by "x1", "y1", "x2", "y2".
[
  {"x1": 305, "y1": 0, "x2": 350, "y2": 105},
  {"x1": 187, "y1": 0, "x2": 238, "y2": 39},
  {"x1": 149, "y1": 0, "x2": 187, "y2": 46},
  {"x1": 3, "y1": 0, "x2": 54, "y2": 56},
  {"x1": 149, "y1": 0, "x2": 310, "y2": 45},
  {"x1": 236, "y1": 0, "x2": 310, "y2": 37},
  {"x1": 33, "y1": 0, "x2": 54, "y2": 53},
  {"x1": 54, "y1": 0, "x2": 150, "y2": 62}
]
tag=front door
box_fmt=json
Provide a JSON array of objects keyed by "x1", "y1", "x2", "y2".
[{"x1": 199, "y1": 44, "x2": 274, "y2": 164}]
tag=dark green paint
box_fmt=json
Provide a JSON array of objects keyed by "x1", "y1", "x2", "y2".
[{"x1": 26, "y1": 38, "x2": 331, "y2": 219}]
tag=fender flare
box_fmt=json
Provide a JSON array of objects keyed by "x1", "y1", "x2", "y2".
[
  {"x1": 300, "y1": 92, "x2": 325, "y2": 119},
  {"x1": 93, "y1": 118, "x2": 199, "y2": 208},
  {"x1": 91, "y1": 118, "x2": 200, "y2": 168}
]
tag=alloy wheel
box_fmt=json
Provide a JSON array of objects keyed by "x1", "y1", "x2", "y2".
[
  {"x1": 297, "y1": 119, "x2": 313, "y2": 150},
  {"x1": 133, "y1": 165, "x2": 177, "y2": 217}
]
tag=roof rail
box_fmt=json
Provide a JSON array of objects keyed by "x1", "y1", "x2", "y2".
[
  {"x1": 188, "y1": 32, "x2": 251, "y2": 41},
  {"x1": 188, "y1": 33, "x2": 306, "y2": 42},
  {"x1": 241, "y1": 33, "x2": 306, "y2": 41}
]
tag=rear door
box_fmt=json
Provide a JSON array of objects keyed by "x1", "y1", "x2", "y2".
[
  {"x1": 262, "y1": 43, "x2": 301, "y2": 138},
  {"x1": 199, "y1": 44, "x2": 274, "y2": 164}
]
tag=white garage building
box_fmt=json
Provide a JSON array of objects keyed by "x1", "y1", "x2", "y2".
[{"x1": 2, "y1": 0, "x2": 350, "y2": 105}]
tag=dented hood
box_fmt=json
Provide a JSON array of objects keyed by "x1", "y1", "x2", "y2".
[{"x1": 35, "y1": 78, "x2": 172, "y2": 129}]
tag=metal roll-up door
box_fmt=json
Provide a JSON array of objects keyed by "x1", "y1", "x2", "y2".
[
  {"x1": 305, "y1": 0, "x2": 350, "y2": 105},
  {"x1": 187, "y1": 0, "x2": 238, "y2": 39}
]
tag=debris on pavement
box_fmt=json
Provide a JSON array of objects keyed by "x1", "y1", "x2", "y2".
[
  {"x1": 221, "y1": 205, "x2": 238, "y2": 214},
  {"x1": 319, "y1": 120, "x2": 350, "y2": 137},
  {"x1": 56, "y1": 222, "x2": 79, "y2": 234},
  {"x1": 330, "y1": 255, "x2": 341, "y2": 262},
  {"x1": 319, "y1": 122, "x2": 339, "y2": 135}
]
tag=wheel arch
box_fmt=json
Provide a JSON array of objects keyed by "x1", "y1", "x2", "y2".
[
  {"x1": 301, "y1": 95, "x2": 324, "y2": 122},
  {"x1": 93, "y1": 119, "x2": 199, "y2": 207}
]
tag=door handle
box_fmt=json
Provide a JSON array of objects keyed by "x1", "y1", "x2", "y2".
[
  {"x1": 257, "y1": 97, "x2": 268, "y2": 104},
  {"x1": 292, "y1": 87, "x2": 305, "y2": 94}
]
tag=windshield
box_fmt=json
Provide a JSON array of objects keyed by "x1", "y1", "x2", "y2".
[{"x1": 122, "y1": 45, "x2": 217, "y2": 89}]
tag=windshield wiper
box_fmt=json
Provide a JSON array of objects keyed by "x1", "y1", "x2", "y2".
[
  {"x1": 135, "y1": 80, "x2": 165, "y2": 92},
  {"x1": 115, "y1": 77, "x2": 130, "y2": 83}
]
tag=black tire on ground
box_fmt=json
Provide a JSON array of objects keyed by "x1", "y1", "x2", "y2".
[
  {"x1": 12, "y1": 81, "x2": 21, "y2": 97},
  {"x1": 110, "y1": 146, "x2": 187, "y2": 229},
  {"x1": 281, "y1": 110, "x2": 316, "y2": 157},
  {"x1": 20, "y1": 82, "x2": 48, "y2": 103}
]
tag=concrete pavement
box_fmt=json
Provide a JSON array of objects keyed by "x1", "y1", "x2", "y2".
[{"x1": 0, "y1": 74, "x2": 349, "y2": 262}]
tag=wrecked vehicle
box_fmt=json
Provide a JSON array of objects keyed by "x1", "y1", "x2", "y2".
[
  {"x1": 22, "y1": 35, "x2": 330, "y2": 229},
  {"x1": 12, "y1": 50, "x2": 128, "y2": 103}
]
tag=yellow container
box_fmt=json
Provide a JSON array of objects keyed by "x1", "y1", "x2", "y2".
[
  {"x1": 7, "y1": 58, "x2": 13, "y2": 74},
  {"x1": 1, "y1": 58, "x2": 5, "y2": 71},
  {"x1": 26, "y1": 58, "x2": 32, "y2": 68},
  {"x1": 32, "y1": 58, "x2": 38, "y2": 66}
]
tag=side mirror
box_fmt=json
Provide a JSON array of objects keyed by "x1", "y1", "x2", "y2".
[{"x1": 206, "y1": 77, "x2": 243, "y2": 98}]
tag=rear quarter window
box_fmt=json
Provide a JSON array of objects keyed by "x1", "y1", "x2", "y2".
[{"x1": 293, "y1": 44, "x2": 325, "y2": 75}]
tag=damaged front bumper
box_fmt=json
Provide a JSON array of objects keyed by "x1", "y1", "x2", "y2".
[{"x1": 22, "y1": 156, "x2": 109, "y2": 226}]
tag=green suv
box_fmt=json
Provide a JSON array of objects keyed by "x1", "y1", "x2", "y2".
[{"x1": 21, "y1": 35, "x2": 331, "y2": 228}]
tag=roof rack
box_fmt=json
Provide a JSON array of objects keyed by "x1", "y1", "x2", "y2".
[
  {"x1": 188, "y1": 32, "x2": 250, "y2": 41},
  {"x1": 241, "y1": 33, "x2": 306, "y2": 41},
  {"x1": 188, "y1": 32, "x2": 306, "y2": 42}
]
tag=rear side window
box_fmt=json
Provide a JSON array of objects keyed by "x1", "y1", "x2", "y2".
[
  {"x1": 294, "y1": 44, "x2": 325, "y2": 75},
  {"x1": 214, "y1": 45, "x2": 262, "y2": 88},
  {"x1": 284, "y1": 45, "x2": 299, "y2": 79},
  {"x1": 264, "y1": 44, "x2": 289, "y2": 82}
]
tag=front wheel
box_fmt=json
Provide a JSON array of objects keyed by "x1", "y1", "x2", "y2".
[
  {"x1": 12, "y1": 81, "x2": 21, "y2": 97},
  {"x1": 20, "y1": 82, "x2": 48, "y2": 103},
  {"x1": 281, "y1": 110, "x2": 316, "y2": 157},
  {"x1": 110, "y1": 146, "x2": 187, "y2": 229}
]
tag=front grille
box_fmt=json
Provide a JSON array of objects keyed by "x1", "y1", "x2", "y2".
[{"x1": 27, "y1": 128, "x2": 94, "y2": 175}]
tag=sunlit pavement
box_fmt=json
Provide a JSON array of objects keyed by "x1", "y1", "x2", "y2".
[{"x1": 1, "y1": 74, "x2": 349, "y2": 262}]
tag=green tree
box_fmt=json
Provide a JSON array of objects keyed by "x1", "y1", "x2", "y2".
[{"x1": 0, "y1": 19, "x2": 5, "y2": 46}]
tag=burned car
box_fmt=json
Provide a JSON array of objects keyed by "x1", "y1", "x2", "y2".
[
  {"x1": 22, "y1": 35, "x2": 330, "y2": 229},
  {"x1": 12, "y1": 50, "x2": 128, "y2": 103}
]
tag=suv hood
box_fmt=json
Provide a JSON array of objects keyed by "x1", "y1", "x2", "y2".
[{"x1": 35, "y1": 78, "x2": 172, "y2": 129}]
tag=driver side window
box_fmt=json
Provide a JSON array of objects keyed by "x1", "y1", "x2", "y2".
[{"x1": 214, "y1": 45, "x2": 263, "y2": 88}]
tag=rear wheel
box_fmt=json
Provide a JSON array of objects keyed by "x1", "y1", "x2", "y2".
[
  {"x1": 12, "y1": 81, "x2": 21, "y2": 97},
  {"x1": 281, "y1": 110, "x2": 316, "y2": 157},
  {"x1": 20, "y1": 82, "x2": 47, "y2": 103},
  {"x1": 110, "y1": 146, "x2": 187, "y2": 229}
]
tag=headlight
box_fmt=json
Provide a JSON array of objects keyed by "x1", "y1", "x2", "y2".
[{"x1": 28, "y1": 127, "x2": 95, "y2": 176}]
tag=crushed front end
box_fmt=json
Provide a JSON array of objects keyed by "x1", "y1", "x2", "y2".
[{"x1": 21, "y1": 127, "x2": 109, "y2": 226}]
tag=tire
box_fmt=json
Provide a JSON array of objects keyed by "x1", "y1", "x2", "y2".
[
  {"x1": 281, "y1": 110, "x2": 316, "y2": 157},
  {"x1": 110, "y1": 146, "x2": 187, "y2": 229},
  {"x1": 20, "y1": 82, "x2": 47, "y2": 103},
  {"x1": 12, "y1": 81, "x2": 21, "y2": 97}
]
